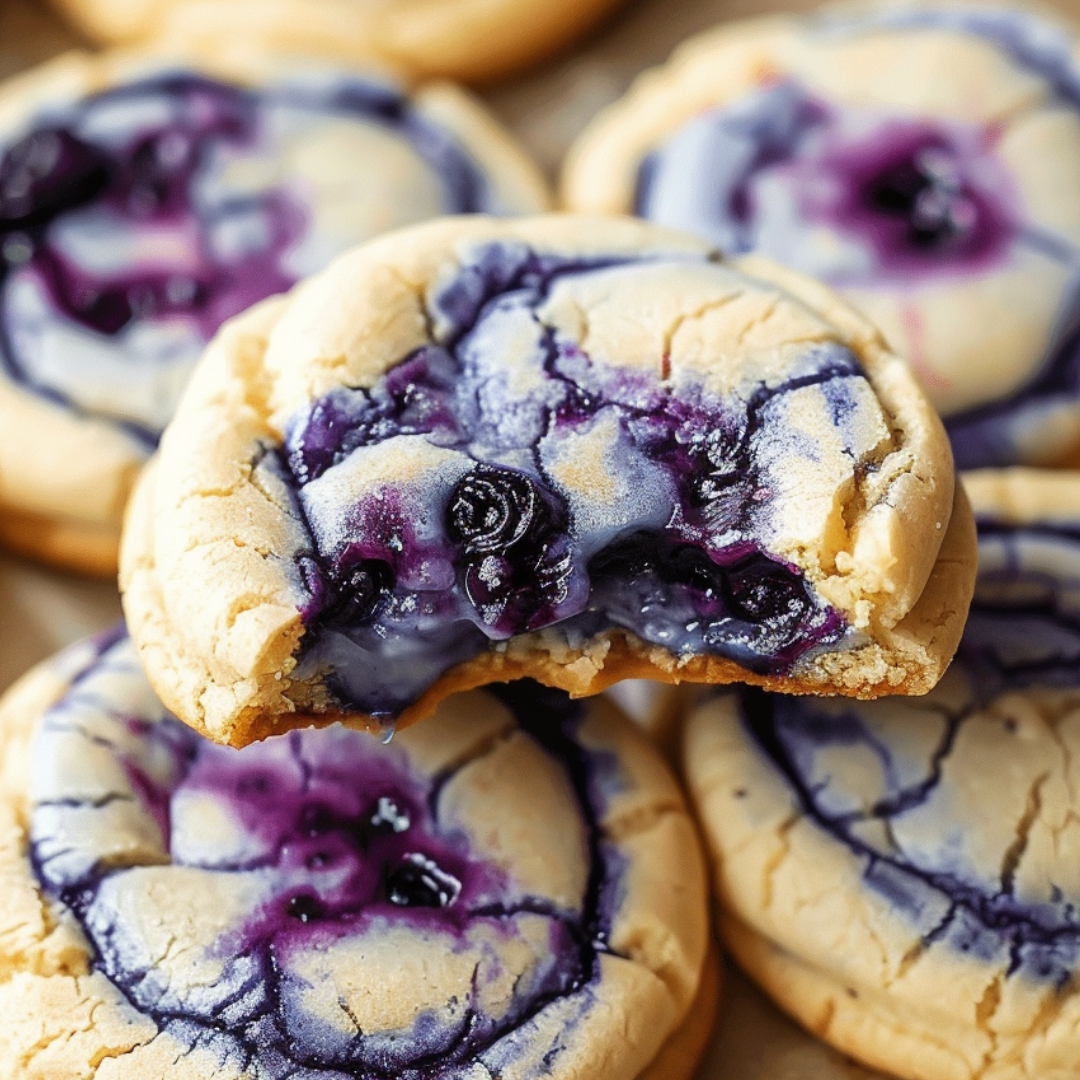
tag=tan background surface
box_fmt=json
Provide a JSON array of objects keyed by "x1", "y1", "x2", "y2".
[{"x1": 4, "y1": 0, "x2": 1080, "y2": 1074}]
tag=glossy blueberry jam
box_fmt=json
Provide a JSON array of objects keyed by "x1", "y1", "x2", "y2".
[
  {"x1": 0, "y1": 71, "x2": 494, "y2": 442},
  {"x1": 636, "y1": 79, "x2": 1019, "y2": 287},
  {"x1": 738, "y1": 517, "x2": 1080, "y2": 984},
  {"x1": 280, "y1": 244, "x2": 863, "y2": 719},
  {"x1": 634, "y1": 7, "x2": 1080, "y2": 468},
  {"x1": 30, "y1": 636, "x2": 623, "y2": 1077}
]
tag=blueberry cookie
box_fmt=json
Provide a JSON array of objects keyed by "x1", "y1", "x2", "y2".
[
  {"x1": 0, "y1": 627, "x2": 715, "y2": 1079},
  {"x1": 684, "y1": 468, "x2": 1080, "y2": 1080},
  {"x1": 0, "y1": 51, "x2": 548, "y2": 576},
  {"x1": 119, "y1": 214, "x2": 974, "y2": 748},
  {"x1": 564, "y1": 6, "x2": 1080, "y2": 468},
  {"x1": 47, "y1": 0, "x2": 629, "y2": 85}
]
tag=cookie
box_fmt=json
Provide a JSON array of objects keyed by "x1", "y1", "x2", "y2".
[
  {"x1": 119, "y1": 213, "x2": 974, "y2": 748},
  {"x1": 564, "y1": 6, "x2": 1080, "y2": 468},
  {"x1": 46, "y1": 0, "x2": 628, "y2": 84},
  {"x1": 604, "y1": 680, "x2": 688, "y2": 757},
  {"x1": 0, "y1": 627, "x2": 715, "y2": 1079},
  {"x1": 0, "y1": 51, "x2": 548, "y2": 577},
  {"x1": 684, "y1": 467, "x2": 1080, "y2": 1080}
]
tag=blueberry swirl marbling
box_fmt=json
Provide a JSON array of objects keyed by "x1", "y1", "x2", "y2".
[
  {"x1": 684, "y1": 474, "x2": 1080, "y2": 1079},
  {"x1": 280, "y1": 242, "x2": 885, "y2": 719},
  {"x1": 0, "y1": 66, "x2": 510, "y2": 443},
  {"x1": 21, "y1": 630, "x2": 704, "y2": 1079}
]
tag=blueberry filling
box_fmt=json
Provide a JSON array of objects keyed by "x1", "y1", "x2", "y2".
[
  {"x1": 386, "y1": 853, "x2": 462, "y2": 908},
  {"x1": 0, "y1": 128, "x2": 109, "y2": 228},
  {"x1": 0, "y1": 71, "x2": 495, "y2": 442},
  {"x1": 636, "y1": 79, "x2": 1017, "y2": 283},
  {"x1": 448, "y1": 466, "x2": 549, "y2": 554},
  {"x1": 31, "y1": 636, "x2": 626, "y2": 1077},
  {"x1": 863, "y1": 145, "x2": 976, "y2": 251},
  {"x1": 317, "y1": 558, "x2": 396, "y2": 628},
  {"x1": 280, "y1": 246, "x2": 870, "y2": 719},
  {"x1": 738, "y1": 518, "x2": 1080, "y2": 985}
]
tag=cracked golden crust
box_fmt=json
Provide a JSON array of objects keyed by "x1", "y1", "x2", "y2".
[
  {"x1": 0, "y1": 50, "x2": 548, "y2": 578},
  {"x1": 962, "y1": 466, "x2": 1080, "y2": 522},
  {"x1": 120, "y1": 213, "x2": 968, "y2": 747},
  {"x1": 47, "y1": 0, "x2": 630, "y2": 84},
  {"x1": 0, "y1": 505, "x2": 122, "y2": 578},
  {"x1": 0, "y1": 641, "x2": 713, "y2": 1080}
]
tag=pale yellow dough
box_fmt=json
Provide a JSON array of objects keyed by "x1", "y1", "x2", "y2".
[{"x1": 47, "y1": 0, "x2": 630, "y2": 84}]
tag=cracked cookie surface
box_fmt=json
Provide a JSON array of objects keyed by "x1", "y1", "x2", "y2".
[
  {"x1": 0, "y1": 50, "x2": 547, "y2": 575},
  {"x1": 564, "y1": 6, "x2": 1080, "y2": 468},
  {"x1": 0, "y1": 629, "x2": 712, "y2": 1080},
  {"x1": 684, "y1": 467, "x2": 1080, "y2": 1080},
  {"x1": 120, "y1": 214, "x2": 973, "y2": 747}
]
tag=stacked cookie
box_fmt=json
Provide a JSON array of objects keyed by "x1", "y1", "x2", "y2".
[
  {"x1": 0, "y1": 199, "x2": 978, "y2": 1076},
  {"x1": 685, "y1": 469, "x2": 1080, "y2": 1079}
]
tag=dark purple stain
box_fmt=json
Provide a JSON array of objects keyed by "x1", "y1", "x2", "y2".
[
  {"x1": 796, "y1": 119, "x2": 1016, "y2": 280},
  {"x1": 278, "y1": 244, "x2": 854, "y2": 720},
  {"x1": 737, "y1": 517, "x2": 1080, "y2": 986},
  {"x1": 0, "y1": 72, "x2": 494, "y2": 446},
  {"x1": 31, "y1": 631, "x2": 630, "y2": 1077},
  {"x1": 634, "y1": 7, "x2": 1080, "y2": 469}
]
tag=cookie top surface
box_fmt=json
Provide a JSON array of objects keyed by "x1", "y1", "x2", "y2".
[
  {"x1": 2, "y1": 628, "x2": 706, "y2": 1079},
  {"x1": 49, "y1": 0, "x2": 629, "y2": 84},
  {"x1": 120, "y1": 214, "x2": 972, "y2": 747},
  {"x1": 0, "y1": 50, "x2": 546, "y2": 542},
  {"x1": 563, "y1": 6, "x2": 1080, "y2": 468},
  {"x1": 684, "y1": 468, "x2": 1080, "y2": 1077}
]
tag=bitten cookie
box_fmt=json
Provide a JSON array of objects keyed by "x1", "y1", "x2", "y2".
[
  {"x1": 120, "y1": 214, "x2": 974, "y2": 748},
  {"x1": 46, "y1": 0, "x2": 628, "y2": 84},
  {"x1": 0, "y1": 628, "x2": 715, "y2": 1080},
  {"x1": 564, "y1": 6, "x2": 1080, "y2": 468},
  {"x1": 0, "y1": 51, "x2": 548, "y2": 576},
  {"x1": 684, "y1": 468, "x2": 1080, "y2": 1080}
]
